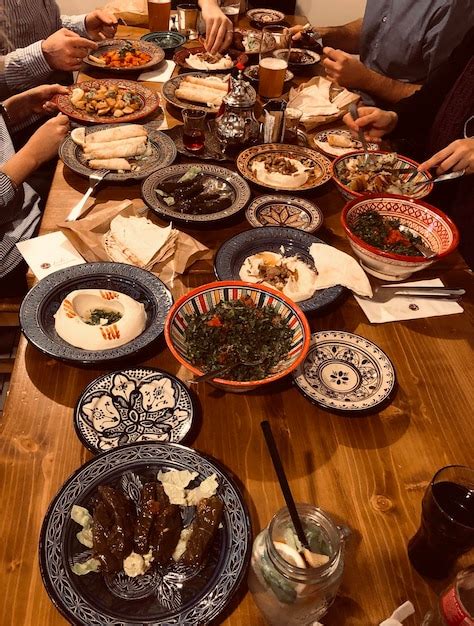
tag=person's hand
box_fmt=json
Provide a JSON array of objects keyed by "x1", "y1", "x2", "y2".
[
  {"x1": 418, "y1": 138, "x2": 474, "y2": 175},
  {"x1": 289, "y1": 25, "x2": 305, "y2": 41},
  {"x1": 42, "y1": 28, "x2": 97, "y2": 71},
  {"x1": 3, "y1": 84, "x2": 68, "y2": 125},
  {"x1": 85, "y1": 10, "x2": 118, "y2": 41},
  {"x1": 342, "y1": 106, "x2": 398, "y2": 142},
  {"x1": 201, "y1": 4, "x2": 233, "y2": 53},
  {"x1": 323, "y1": 46, "x2": 367, "y2": 88},
  {"x1": 22, "y1": 114, "x2": 70, "y2": 166}
]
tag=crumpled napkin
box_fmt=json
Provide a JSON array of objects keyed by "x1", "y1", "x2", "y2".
[
  {"x1": 139, "y1": 60, "x2": 176, "y2": 82},
  {"x1": 379, "y1": 601, "x2": 415, "y2": 625},
  {"x1": 354, "y1": 278, "x2": 464, "y2": 324}
]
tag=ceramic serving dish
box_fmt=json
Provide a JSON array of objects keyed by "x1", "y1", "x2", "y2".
[
  {"x1": 83, "y1": 38, "x2": 165, "y2": 71},
  {"x1": 141, "y1": 30, "x2": 186, "y2": 51},
  {"x1": 245, "y1": 194, "x2": 323, "y2": 232}
]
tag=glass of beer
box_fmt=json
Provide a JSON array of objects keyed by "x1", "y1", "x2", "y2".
[
  {"x1": 407, "y1": 465, "x2": 474, "y2": 579},
  {"x1": 147, "y1": 0, "x2": 171, "y2": 32},
  {"x1": 258, "y1": 26, "x2": 291, "y2": 99},
  {"x1": 220, "y1": 0, "x2": 240, "y2": 26}
]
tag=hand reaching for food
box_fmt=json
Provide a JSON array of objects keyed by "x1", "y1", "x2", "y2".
[
  {"x1": 418, "y1": 138, "x2": 474, "y2": 175},
  {"x1": 200, "y1": 2, "x2": 233, "y2": 53},
  {"x1": 2, "y1": 84, "x2": 68, "y2": 125},
  {"x1": 343, "y1": 106, "x2": 398, "y2": 141},
  {"x1": 23, "y1": 114, "x2": 70, "y2": 166},
  {"x1": 323, "y1": 46, "x2": 367, "y2": 88},
  {"x1": 85, "y1": 10, "x2": 118, "y2": 41},
  {"x1": 42, "y1": 28, "x2": 98, "y2": 71}
]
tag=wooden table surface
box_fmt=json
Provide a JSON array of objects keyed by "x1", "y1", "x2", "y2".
[{"x1": 1, "y1": 17, "x2": 473, "y2": 626}]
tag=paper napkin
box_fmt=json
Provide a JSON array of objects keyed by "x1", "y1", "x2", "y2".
[
  {"x1": 139, "y1": 60, "x2": 176, "y2": 83},
  {"x1": 354, "y1": 278, "x2": 464, "y2": 324},
  {"x1": 16, "y1": 231, "x2": 85, "y2": 279}
]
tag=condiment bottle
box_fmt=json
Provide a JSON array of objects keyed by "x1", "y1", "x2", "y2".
[
  {"x1": 248, "y1": 504, "x2": 349, "y2": 626},
  {"x1": 422, "y1": 567, "x2": 474, "y2": 625}
]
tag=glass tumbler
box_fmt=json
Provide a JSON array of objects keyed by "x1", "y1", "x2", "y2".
[
  {"x1": 182, "y1": 109, "x2": 207, "y2": 152},
  {"x1": 258, "y1": 26, "x2": 291, "y2": 99},
  {"x1": 248, "y1": 505, "x2": 348, "y2": 626},
  {"x1": 177, "y1": 3, "x2": 199, "y2": 38},
  {"x1": 408, "y1": 465, "x2": 474, "y2": 579},
  {"x1": 147, "y1": 0, "x2": 171, "y2": 32}
]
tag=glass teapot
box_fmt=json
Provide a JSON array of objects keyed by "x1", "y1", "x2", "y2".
[{"x1": 215, "y1": 64, "x2": 260, "y2": 149}]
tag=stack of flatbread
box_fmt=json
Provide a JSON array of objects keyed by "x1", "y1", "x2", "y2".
[
  {"x1": 309, "y1": 243, "x2": 372, "y2": 297},
  {"x1": 288, "y1": 76, "x2": 359, "y2": 131},
  {"x1": 71, "y1": 124, "x2": 152, "y2": 171},
  {"x1": 175, "y1": 74, "x2": 229, "y2": 109},
  {"x1": 104, "y1": 215, "x2": 178, "y2": 269}
]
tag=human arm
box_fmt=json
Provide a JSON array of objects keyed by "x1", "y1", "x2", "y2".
[
  {"x1": 342, "y1": 106, "x2": 398, "y2": 142},
  {"x1": 290, "y1": 18, "x2": 363, "y2": 54},
  {"x1": 418, "y1": 139, "x2": 474, "y2": 175},
  {"x1": 2, "y1": 84, "x2": 68, "y2": 126},
  {"x1": 198, "y1": 0, "x2": 233, "y2": 54},
  {"x1": 323, "y1": 47, "x2": 422, "y2": 103},
  {"x1": 61, "y1": 10, "x2": 118, "y2": 40}
]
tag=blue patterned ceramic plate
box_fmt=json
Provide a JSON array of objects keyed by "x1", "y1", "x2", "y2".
[
  {"x1": 39, "y1": 442, "x2": 251, "y2": 626},
  {"x1": 141, "y1": 31, "x2": 186, "y2": 50},
  {"x1": 213, "y1": 227, "x2": 345, "y2": 314},
  {"x1": 19, "y1": 263, "x2": 173, "y2": 366},
  {"x1": 74, "y1": 368, "x2": 197, "y2": 453},
  {"x1": 293, "y1": 330, "x2": 396, "y2": 412}
]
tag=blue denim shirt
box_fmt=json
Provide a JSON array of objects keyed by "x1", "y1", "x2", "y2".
[{"x1": 360, "y1": 0, "x2": 474, "y2": 84}]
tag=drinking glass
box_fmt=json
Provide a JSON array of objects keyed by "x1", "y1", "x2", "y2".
[
  {"x1": 182, "y1": 109, "x2": 206, "y2": 152},
  {"x1": 147, "y1": 0, "x2": 171, "y2": 32},
  {"x1": 220, "y1": 0, "x2": 240, "y2": 26},
  {"x1": 177, "y1": 3, "x2": 199, "y2": 38},
  {"x1": 258, "y1": 26, "x2": 291, "y2": 99},
  {"x1": 408, "y1": 465, "x2": 474, "y2": 579},
  {"x1": 284, "y1": 107, "x2": 303, "y2": 144}
]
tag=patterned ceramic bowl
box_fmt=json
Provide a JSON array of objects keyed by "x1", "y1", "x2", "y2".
[
  {"x1": 332, "y1": 150, "x2": 433, "y2": 201},
  {"x1": 164, "y1": 281, "x2": 310, "y2": 392},
  {"x1": 341, "y1": 194, "x2": 459, "y2": 281}
]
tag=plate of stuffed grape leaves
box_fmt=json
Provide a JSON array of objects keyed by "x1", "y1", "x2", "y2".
[{"x1": 39, "y1": 442, "x2": 251, "y2": 626}]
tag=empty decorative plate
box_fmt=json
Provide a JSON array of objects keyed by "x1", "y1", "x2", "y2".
[
  {"x1": 74, "y1": 367, "x2": 197, "y2": 453},
  {"x1": 293, "y1": 330, "x2": 396, "y2": 412},
  {"x1": 245, "y1": 194, "x2": 323, "y2": 232},
  {"x1": 39, "y1": 442, "x2": 251, "y2": 625}
]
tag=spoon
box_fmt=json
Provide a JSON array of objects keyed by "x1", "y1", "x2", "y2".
[
  {"x1": 193, "y1": 356, "x2": 265, "y2": 383},
  {"x1": 411, "y1": 169, "x2": 466, "y2": 189},
  {"x1": 398, "y1": 225, "x2": 436, "y2": 259},
  {"x1": 349, "y1": 103, "x2": 370, "y2": 166},
  {"x1": 260, "y1": 421, "x2": 329, "y2": 568}
]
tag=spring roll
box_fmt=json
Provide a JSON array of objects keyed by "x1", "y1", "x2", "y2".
[
  {"x1": 183, "y1": 76, "x2": 229, "y2": 92},
  {"x1": 86, "y1": 125, "x2": 147, "y2": 144},
  {"x1": 85, "y1": 137, "x2": 148, "y2": 160},
  {"x1": 175, "y1": 85, "x2": 224, "y2": 107},
  {"x1": 89, "y1": 158, "x2": 132, "y2": 170}
]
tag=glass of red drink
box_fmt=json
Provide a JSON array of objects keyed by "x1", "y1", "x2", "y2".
[
  {"x1": 182, "y1": 109, "x2": 206, "y2": 152},
  {"x1": 408, "y1": 465, "x2": 474, "y2": 579}
]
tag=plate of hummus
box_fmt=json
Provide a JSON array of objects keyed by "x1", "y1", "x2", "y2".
[
  {"x1": 214, "y1": 227, "x2": 346, "y2": 313},
  {"x1": 173, "y1": 46, "x2": 247, "y2": 71},
  {"x1": 19, "y1": 262, "x2": 173, "y2": 365},
  {"x1": 236, "y1": 144, "x2": 332, "y2": 192}
]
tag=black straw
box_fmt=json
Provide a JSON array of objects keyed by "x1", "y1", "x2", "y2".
[{"x1": 261, "y1": 420, "x2": 309, "y2": 550}]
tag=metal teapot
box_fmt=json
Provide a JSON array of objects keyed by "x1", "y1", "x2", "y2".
[{"x1": 215, "y1": 65, "x2": 260, "y2": 149}]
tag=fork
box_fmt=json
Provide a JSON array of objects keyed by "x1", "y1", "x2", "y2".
[
  {"x1": 192, "y1": 356, "x2": 266, "y2": 383},
  {"x1": 65, "y1": 170, "x2": 110, "y2": 222},
  {"x1": 410, "y1": 169, "x2": 466, "y2": 189},
  {"x1": 349, "y1": 103, "x2": 370, "y2": 166}
]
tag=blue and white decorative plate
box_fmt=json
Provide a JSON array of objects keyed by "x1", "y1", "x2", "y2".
[
  {"x1": 74, "y1": 368, "x2": 196, "y2": 453},
  {"x1": 39, "y1": 442, "x2": 251, "y2": 626},
  {"x1": 293, "y1": 331, "x2": 396, "y2": 412}
]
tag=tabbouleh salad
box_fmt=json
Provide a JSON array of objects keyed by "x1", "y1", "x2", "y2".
[{"x1": 353, "y1": 210, "x2": 425, "y2": 256}]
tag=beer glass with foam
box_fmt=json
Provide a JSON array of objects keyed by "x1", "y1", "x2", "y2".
[
  {"x1": 258, "y1": 26, "x2": 291, "y2": 99},
  {"x1": 148, "y1": 0, "x2": 171, "y2": 31}
]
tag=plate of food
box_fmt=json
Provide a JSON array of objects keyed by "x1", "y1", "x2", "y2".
[
  {"x1": 275, "y1": 47, "x2": 320, "y2": 69},
  {"x1": 293, "y1": 331, "x2": 396, "y2": 412},
  {"x1": 74, "y1": 367, "x2": 197, "y2": 453},
  {"x1": 236, "y1": 144, "x2": 332, "y2": 192},
  {"x1": 173, "y1": 45, "x2": 247, "y2": 71},
  {"x1": 141, "y1": 30, "x2": 187, "y2": 52},
  {"x1": 231, "y1": 28, "x2": 275, "y2": 55},
  {"x1": 19, "y1": 262, "x2": 173, "y2": 366},
  {"x1": 332, "y1": 150, "x2": 433, "y2": 201},
  {"x1": 246, "y1": 8, "x2": 285, "y2": 28},
  {"x1": 141, "y1": 164, "x2": 251, "y2": 224},
  {"x1": 245, "y1": 194, "x2": 323, "y2": 232},
  {"x1": 59, "y1": 123, "x2": 177, "y2": 181},
  {"x1": 39, "y1": 441, "x2": 251, "y2": 626},
  {"x1": 162, "y1": 72, "x2": 229, "y2": 113},
  {"x1": 214, "y1": 227, "x2": 347, "y2": 313},
  {"x1": 84, "y1": 39, "x2": 165, "y2": 71},
  {"x1": 312, "y1": 128, "x2": 379, "y2": 159},
  {"x1": 54, "y1": 79, "x2": 161, "y2": 124}
]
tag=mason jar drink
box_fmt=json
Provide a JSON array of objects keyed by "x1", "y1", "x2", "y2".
[{"x1": 248, "y1": 505, "x2": 347, "y2": 625}]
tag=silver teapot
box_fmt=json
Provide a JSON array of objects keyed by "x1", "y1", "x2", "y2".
[{"x1": 215, "y1": 67, "x2": 260, "y2": 149}]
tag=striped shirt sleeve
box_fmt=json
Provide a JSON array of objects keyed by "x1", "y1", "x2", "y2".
[
  {"x1": 61, "y1": 14, "x2": 89, "y2": 38},
  {"x1": 0, "y1": 41, "x2": 52, "y2": 95}
]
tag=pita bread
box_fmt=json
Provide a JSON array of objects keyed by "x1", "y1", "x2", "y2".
[
  {"x1": 309, "y1": 243, "x2": 372, "y2": 297},
  {"x1": 105, "y1": 216, "x2": 173, "y2": 267}
]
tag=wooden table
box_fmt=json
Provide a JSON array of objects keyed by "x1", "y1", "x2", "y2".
[{"x1": 1, "y1": 18, "x2": 473, "y2": 626}]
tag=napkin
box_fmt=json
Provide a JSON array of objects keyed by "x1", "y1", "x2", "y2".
[
  {"x1": 139, "y1": 60, "x2": 176, "y2": 83},
  {"x1": 379, "y1": 601, "x2": 415, "y2": 625},
  {"x1": 16, "y1": 231, "x2": 85, "y2": 279},
  {"x1": 355, "y1": 279, "x2": 464, "y2": 324}
]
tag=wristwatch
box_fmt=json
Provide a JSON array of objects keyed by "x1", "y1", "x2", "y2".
[{"x1": 0, "y1": 102, "x2": 11, "y2": 126}]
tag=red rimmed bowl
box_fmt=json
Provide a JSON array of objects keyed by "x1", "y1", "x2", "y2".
[
  {"x1": 332, "y1": 150, "x2": 433, "y2": 201},
  {"x1": 164, "y1": 281, "x2": 310, "y2": 393},
  {"x1": 341, "y1": 194, "x2": 459, "y2": 281}
]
